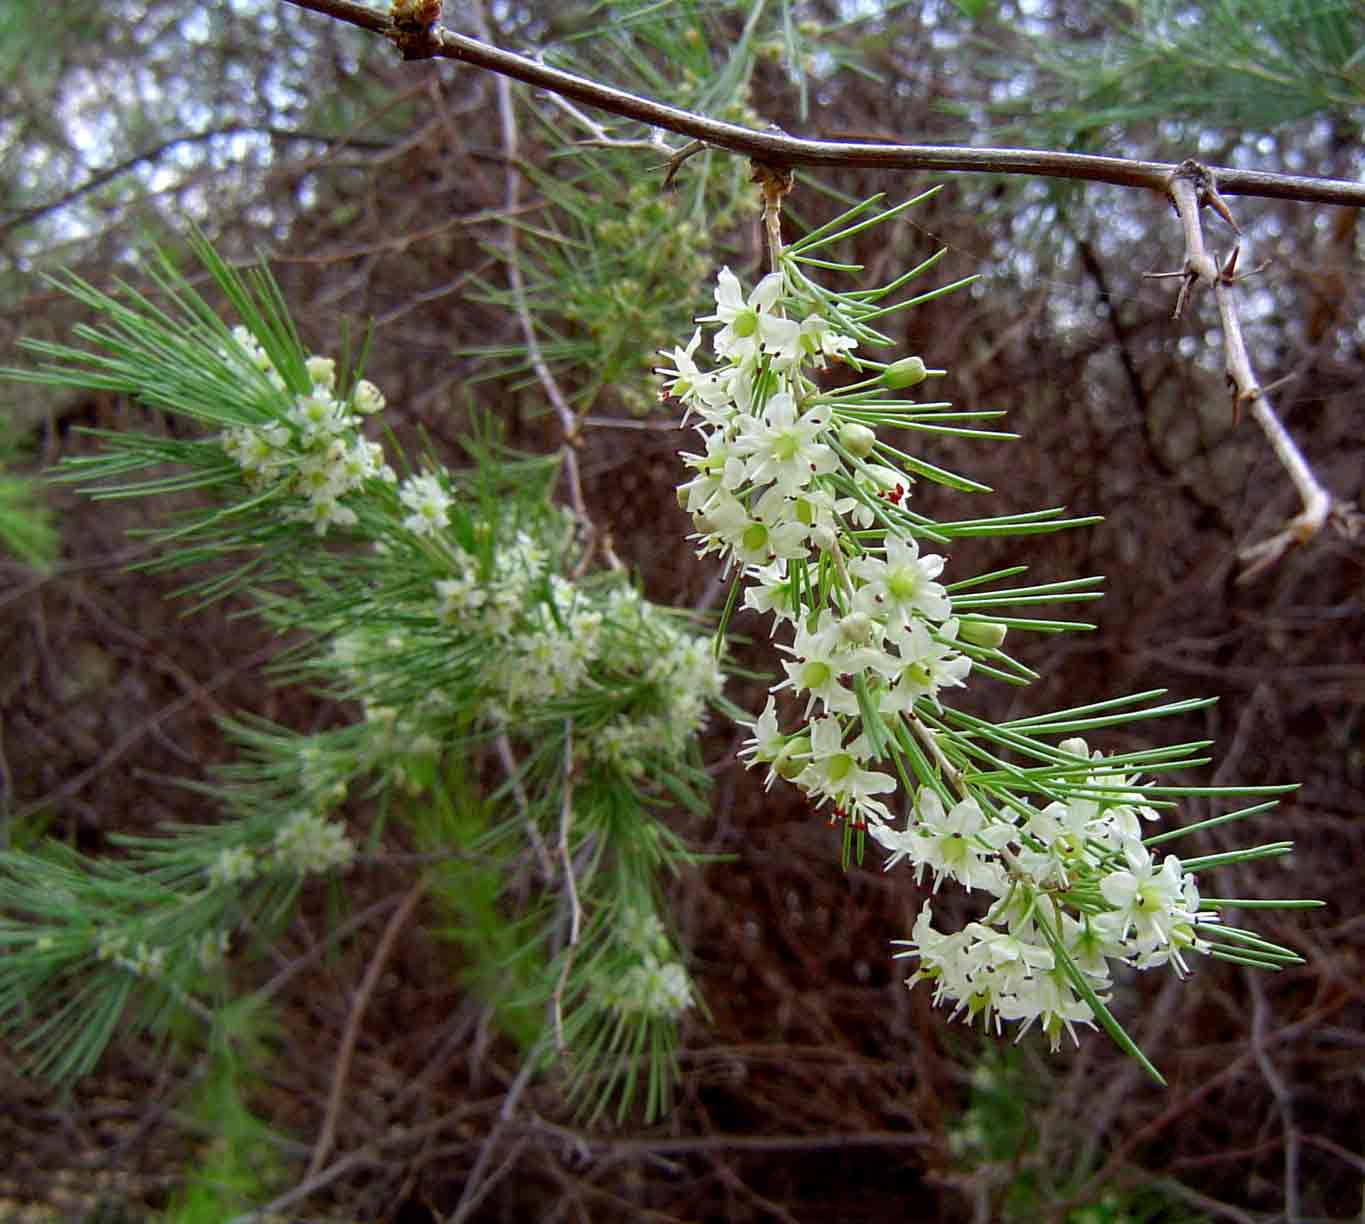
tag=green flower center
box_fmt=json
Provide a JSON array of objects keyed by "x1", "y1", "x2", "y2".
[
  {"x1": 902, "y1": 660, "x2": 932, "y2": 689},
  {"x1": 799, "y1": 660, "x2": 832, "y2": 690},
  {"x1": 772, "y1": 430, "x2": 800, "y2": 462},
  {"x1": 887, "y1": 568, "x2": 918, "y2": 603},
  {"x1": 732, "y1": 308, "x2": 758, "y2": 338},
  {"x1": 742, "y1": 522, "x2": 769, "y2": 553},
  {"x1": 827, "y1": 752, "x2": 853, "y2": 783}
]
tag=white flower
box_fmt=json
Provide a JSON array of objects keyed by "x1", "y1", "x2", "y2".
[
  {"x1": 223, "y1": 423, "x2": 291, "y2": 487},
  {"x1": 399, "y1": 473, "x2": 452, "y2": 537},
  {"x1": 850, "y1": 533, "x2": 951, "y2": 626},
  {"x1": 678, "y1": 429, "x2": 748, "y2": 515},
  {"x1": 798, "y1": 313, "x2": 858, "y2": 366},
  {"x1": 732, "y1": 392, "x2": 837, "y2": 496},
  {"x1": 793, "y1": 715, "x2": 896, "y2": 819},
  {"x1": 741, "y1": 561, "x2": 803, "y2": 633},
  {"x1": 772, "y1": 610, "x2": 870, "y2": 717},
  {"x1": 995, "y1": 967, "x2": 1097, "y2": 1052},
  {"x1": 1099, "y1": 844, "x2": 1188, "y2": 947},
  {"x1": 290, "y1": 392, "x2": 351, "y2": 441},
  {"x1": 291, "y1": 495, "x2": 359, "y2": 536},
  {"x1": 880, "y1": 789, "x2": 1012, "y2": 894},
  {"x1": 704, "y1": 268, "x2": 800, "y2": 364},
  {"x1": 738, "y1": 697, "x2": 789, "y2": 772},
  {"x1": 336, "y1": 438, "x2": 391, "y2": 487},
  {"x1": 208, "y1": 845, "x2": 258, "y2": 887},
  {"x1": 893, "y1": 901, "x2": 976, "y2": 1006},
  {"x1": 435, "y1": 573, "x2": 487, "y2": 623},
  {"x1": 694, "y1": 487, "x2": 810, "y2": 568},
  {"x1": 123, "y1": 942, "x2": 168, "y2": 978},
  {"x1": 296, "y1": 440, "x2": 353, "y2": 501},
  {"x1": 619, "y1": 909, "x2": 669, "y2": 959},
  {"x1": 657, "y1": 328, "x2": 734, "y2": 420},
  {"x1": 608, "y1": 957, "x2": 693, "y2": 1018},
  {"x1": 273, "y1": 811, "x2": 356, "y2": 875},
  {"x1": 878, "y1": 617, "x2": 972, "y2": 714},
  {"x1": 848, "y1": 464, "x2": 912, "y2": 526}
]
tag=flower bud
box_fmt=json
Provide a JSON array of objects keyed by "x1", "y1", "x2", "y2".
[
  {"x1": 958, "y1": 619, "x2": 1008, "y2": 649},
  {"x1": 838, "y1": 421, "x2": 877, "y2": 458},
  {"x1": 306, "y1": 356, "x2": 336, "y2": 390},
  {"x1": 881, "y1": 356, "x2": 927, "y2": 389},
  {"x1": 776, "y1": 735, "x2": 811, "y2": 780},
  {"x1": 838, "y1": 611, "x2": 876, "y2": 645},
  {"x1": 352, "y1": 379, "x2": 385, "y2": 414}
]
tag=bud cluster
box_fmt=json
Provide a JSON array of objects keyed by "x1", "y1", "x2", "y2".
[{"x1": 220, "y1": 327, "x2": 394, "y2": 536}]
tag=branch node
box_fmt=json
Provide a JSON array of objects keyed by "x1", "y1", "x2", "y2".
[
  {"x1": 1168, "y1": 157, "x2": 1240, "y2": 234},
  {"x1": 751, "y1": 142, "x2": 795, "y2": 271},
  {"x1": 388, "y1": 0, "x2": 443, "y2": 59}
]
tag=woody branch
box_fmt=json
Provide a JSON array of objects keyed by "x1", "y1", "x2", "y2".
[
  {"x1": 283, "y1": 0, "x2": 1365, "y2": 208},
  {"x1": 1159, "y1": 161, "x2": 1360, "y2": 582}
]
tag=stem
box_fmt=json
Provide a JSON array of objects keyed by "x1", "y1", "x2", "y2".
[
  {"x1": 281, "y1": 0, "x2": 1365, "y2": 208},
  {"x1": 552, "y1": 719, "x2": 582, "y2": 1057},
  {"x1": 476, "y1": 0, "x2": 617, "y2": 576},
  {"x1": 1161, "y1": 162, "x2": 1348, "y2": 581}
]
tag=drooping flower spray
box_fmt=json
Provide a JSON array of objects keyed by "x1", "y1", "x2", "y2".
[{"x1": 666, "y1": 188, "x2": 1308, "y2": 1069}]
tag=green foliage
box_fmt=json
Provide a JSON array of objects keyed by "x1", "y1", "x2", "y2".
[
  {"x1": 160, "y1": 999, "x2": 284, "y2": 1222},
  {"x1": 407, "y1": 754, "x2": 549, "y2": 1051},
  {"x1": 466, "y1": 1, "x2": 764, "y2": 414},
  {"x1": 984, "y1": 0, "x2": 1365, "y2": 144},
  {"x1": 0, "y1": 234, "x2": 724, "y2": 1126},
  {"x1": 0, "y1": 437, "x2": 58, "y2": 567},
  {"x1": 950, "y1": 1046, "x2": 1209, "y2": 1222}
]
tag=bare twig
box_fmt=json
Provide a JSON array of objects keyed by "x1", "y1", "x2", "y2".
[
  {"x1": 552, "y1": 719, "x2": 582, "y2": 1057},
  {"x1": 1157, "y1": 160, "x2": 1357, "y2": 582},
  {"x1": 306, "y1": 879, "x2": 426, "y2": 1180},
  {"x1": 0, "y1": 124, "x2": 389, "y2": 238},
  {"x1": 281, "y1": 0, "x2": 1365, "y2": 208},
  {"x1": 473, "y1": 1, "x2": 621, "y2": 577},
  {"x1": 13, "y1": 641, "x2": 279, "y2": 825},
  {"x1": 231, "y1": 1144, "x2": 379, "y2": 1223},
  {"x1": 447, "y1": 1052, "x2": 541, "y2": 1224},
  {"x1": 1246, "y1": 968, "x2": 1302, "y2": 1223},
  {"x1": 495, "y1": 731, "x2": 555, "y2": 881}
]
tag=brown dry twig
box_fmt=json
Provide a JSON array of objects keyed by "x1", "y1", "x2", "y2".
[
  {"x1": 281, "y1": 0, "x2": 1365, "y2": 207},
  {"x1": 305, "y1": 878, "x2": 427, "y2": 1181},
  {"x1": 1153, "y1": 160, "x2": 1361, "y2": 583},
  {"x1": 551, "y1": 718, "x2": 582, "y2": 1058}
]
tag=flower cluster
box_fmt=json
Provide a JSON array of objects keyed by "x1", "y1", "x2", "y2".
[
  {"x1": 665, "y1": 267, "x2": 970, "y2": 829},
  {"x1": 880, "y1": 739, "x2": 1211, "y2": 1049},
  {"x1": 332, "y1": 518, "x2": 725, "y2": 783},
  {"x1": 600, "y1": 908, "x2": 693, "y2": 1019},
  {"x1": 220, "y1": 327, "x2": 394, "y2": 536},
  {"x1": 202, "y1": 811, "x2": 357, "y2": 887},
  {"x1": 669, "y1": 263, "x2": 1223, "y2": 1052},
  {"x1": 95, "y1": 933, "x2": 168, "y2": 978}
]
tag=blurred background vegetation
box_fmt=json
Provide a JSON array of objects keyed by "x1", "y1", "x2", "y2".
[{"x1": 0, "y1": 0, "x2": 1361, "y2": 1219}]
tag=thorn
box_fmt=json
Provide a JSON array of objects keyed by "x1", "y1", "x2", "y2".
[
  {"x1": 1203, "y1": 184, "x2": 1241, "y2": 235},
  {"x1": 661, "y1": 140, "x2": 706, "y2": 191}
]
